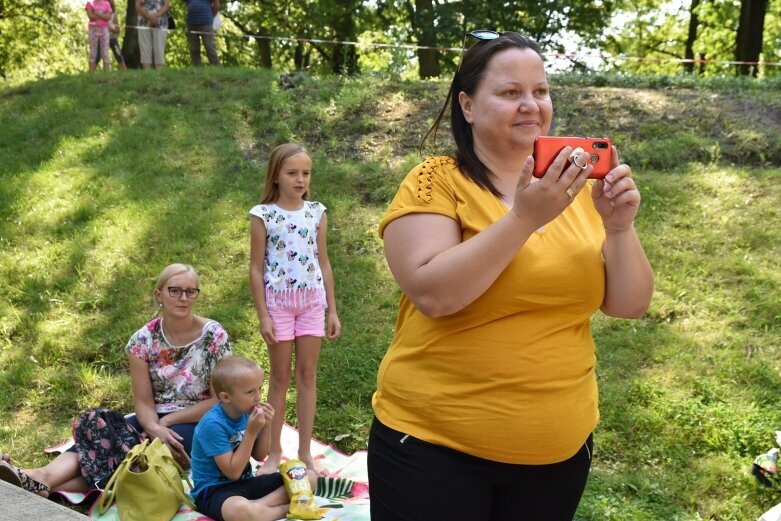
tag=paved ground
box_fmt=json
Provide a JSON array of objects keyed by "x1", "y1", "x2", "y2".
[{"x1": 0, "y1": 480, "x2": 86, "y2": 520}]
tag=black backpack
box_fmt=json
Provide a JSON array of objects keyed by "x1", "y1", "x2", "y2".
[{"x1": 72, "y1": 408, "x2": 144, "y2": 489}]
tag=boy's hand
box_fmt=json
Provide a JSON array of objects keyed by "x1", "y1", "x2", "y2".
[
  {"x1": 254, "y1": 402, "x2": 274, "y2": 429},
  {"x1": 247, "y1": 402, "x2": 274, "y2": 432},
  {"x1": 246, "y1": 405, "x2": 265, "y2": 433}
]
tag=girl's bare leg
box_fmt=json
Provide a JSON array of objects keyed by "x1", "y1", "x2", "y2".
[
  {"x1": 257, "y1": 339, "x2": 294, "y2": 475},
  {"x1": 294, "y1": 335, "x2": 327, "y2": 476}
]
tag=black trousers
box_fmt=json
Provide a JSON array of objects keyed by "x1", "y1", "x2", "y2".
[{"x1": 368, "y1": 417, "x2": 593, "y2": 521}]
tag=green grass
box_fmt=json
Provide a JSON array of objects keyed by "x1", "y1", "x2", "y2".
[{"x1": 2, "y1": 67, "x2": 781, "y2": 519}]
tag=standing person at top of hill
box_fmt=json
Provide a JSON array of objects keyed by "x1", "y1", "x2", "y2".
[
  {"x1": 249, "y1": 143, "x2": 341, "y2": 477},
  {"x1": 367, "y1": 31, "x2": 653, "y2": 520},
  {"x1": 185, "y1": 0, "x2": 221, "y2": 66},
  {"x1": 105, "y1": 0, "x2": 127, "y2": 70},
  {"x1": 135, "y1": 0, "x2": 170, "y2": 69},
  {"x1": 85, "y1": 0, "x2": 112, "y2": 73},
  {"x1": 0, "y1": 263, "x2": 232, "y2": 498}
]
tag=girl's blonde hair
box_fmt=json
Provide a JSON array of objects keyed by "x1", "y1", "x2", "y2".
[
  {"x1": 260, "y1": 143, "x2": 310, "y2": 203},
  {"x1": 154, "y1": 263, "x2": 199, "y2": 295}
]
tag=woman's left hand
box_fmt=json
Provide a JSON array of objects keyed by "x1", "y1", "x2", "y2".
[{"x1": 591, "y1": 146, "x2": 640, "y2": 229}]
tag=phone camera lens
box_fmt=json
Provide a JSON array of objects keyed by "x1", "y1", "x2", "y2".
[{"x1": 592, "y1": 142, "x2": 608, "y2": 149}]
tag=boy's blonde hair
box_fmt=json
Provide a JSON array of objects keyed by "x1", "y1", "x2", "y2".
[
  {"x1": 211, "y1": 355, "x2": 263, "y2": 396},
  {"x1": 259, "y1": 143, "x2": 310, "y2": 203}
]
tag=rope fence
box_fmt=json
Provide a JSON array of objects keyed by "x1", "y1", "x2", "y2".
[{"x1": 112, "y1": 23, "x2": 781, "y2": 69}]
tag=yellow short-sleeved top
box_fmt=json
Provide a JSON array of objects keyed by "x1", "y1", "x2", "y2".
[{"x1": 374, "y1": 156, "x2": 606, "y2": 464}]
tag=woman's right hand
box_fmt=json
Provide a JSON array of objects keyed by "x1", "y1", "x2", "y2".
[
  {"x1": 512, "y1": 148, "x2": 591, "y2": 230},
  {"x1": 148, "y1": 422, "x2": 189, "y2": 468}
]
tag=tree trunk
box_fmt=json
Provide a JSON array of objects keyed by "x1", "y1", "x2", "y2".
[
  {"x1": 224, "y1": 13, "x2": 271, "y2": 69},
  {"x1": 294, "y1": 41, "x2": 305, "y2": 70},
  {"x1": 415, "y1": 0, "x2": 440, "y2": 78},
  {"x1": 256, "y1": 26, "x2": 272, "y2": 69},
  {"x1": 683, "y1": 0, "x2": 700, "y2": 75},
  {"x1": 122, "y1": 0, "x2": 141, "y2": 69},
  {"x1": 735, "y1": 0, "x2": 768, "y2": 76},
  {"x1": 330, "y1": 4, "x2": 359, "y2": 75}
]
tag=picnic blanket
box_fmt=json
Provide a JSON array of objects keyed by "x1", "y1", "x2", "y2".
[{"x1": 45, "y1": 424, "x2": 370, "y2": 521}]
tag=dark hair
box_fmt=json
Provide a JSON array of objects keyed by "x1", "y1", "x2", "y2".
[{"x1": 421, "y1": 32, "x2": 544, "y2": 196}]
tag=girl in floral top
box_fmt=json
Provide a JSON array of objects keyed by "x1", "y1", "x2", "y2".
[
  {"x1": 0, "y1": 263, "x2": 231, "y2": 497},
  {"x1": 249, "y1": 143, "x2": 341, "y2": 476}
]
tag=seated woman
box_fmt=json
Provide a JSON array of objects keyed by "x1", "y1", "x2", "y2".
[{"x1": 0, "y1": 263, "x2": 232, "y2": 497}]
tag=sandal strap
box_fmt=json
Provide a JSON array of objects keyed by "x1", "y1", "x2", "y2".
[
  {"x1": 0, "y1": 461, "x2": 49, "y2": 494},
  {"x1": 16, "y1": 468, "x2": 49, "y2": 494}
]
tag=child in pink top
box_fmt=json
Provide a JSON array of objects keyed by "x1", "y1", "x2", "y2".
[{"x1": 86, "y1": 0, "x2": 113, "y2": 72}]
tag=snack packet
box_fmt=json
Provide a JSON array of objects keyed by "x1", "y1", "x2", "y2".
[
  {"x1": 279, "y1": 459, "x2": 325, "y2": 520},
  {"x1": 752, "y1": 448, "x2": 781, "y2": 488}
]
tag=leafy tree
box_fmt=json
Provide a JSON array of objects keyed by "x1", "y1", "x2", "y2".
[
  {"x1": 2, "y1": 0, "x2": 779, "y2": 81},
  {"x1": 0, "y1": 0, "x2": 83, "y2": 83},
  {"x1": 220, "y1": 0, "x2": 364, "y2": 73},
  {"x1": 221, "y1": 0, "x2": 277, "y2": 68},
  {"x1": 299, "y1": 0, "x2": 363, "y2": 74},
  {"x1": 605, "y1": 0, "x2": 780, "y2": 77}
]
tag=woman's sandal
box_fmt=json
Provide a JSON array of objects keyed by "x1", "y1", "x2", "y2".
[{"x1": 0, "y1": 460, "x2": 50, "y2": 497}]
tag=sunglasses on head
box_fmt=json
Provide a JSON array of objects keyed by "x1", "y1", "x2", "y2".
[
  {"x1": 456, "y1": 30, "x2": 502, "y2": 74},
  {"x1": 466, "y1": 30, "x2": 501, "y2": 42}
]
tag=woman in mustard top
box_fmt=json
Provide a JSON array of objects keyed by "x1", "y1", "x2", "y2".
[{"x1": 367, "y1": 32, "x2": 653, "y2": 520}]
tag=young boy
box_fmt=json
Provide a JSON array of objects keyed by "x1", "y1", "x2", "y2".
[{"x1": 191, "y1": 355, "x2": 302, "y2": 521}]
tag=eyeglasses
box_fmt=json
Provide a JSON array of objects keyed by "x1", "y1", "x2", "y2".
[{"x1": 167, "y1": 287, "x2": 200, "y2": 299}]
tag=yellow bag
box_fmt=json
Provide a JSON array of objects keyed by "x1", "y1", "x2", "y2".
[
  {"x1": 279, "y1": 459, "x2": 325, "y2": 520},
  {"x1": 96, "y1": 438, "x2": 196, "y2": 521}
]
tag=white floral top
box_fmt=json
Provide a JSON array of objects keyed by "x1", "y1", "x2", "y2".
[
  {"x1": 125, "y1": 317, "x2": 232, "y2": 413},
  {"x1": 249, "y1": 201, "x2": 327, "y2": 310}
]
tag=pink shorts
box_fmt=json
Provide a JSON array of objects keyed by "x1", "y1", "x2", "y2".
[{"x1": 268, "y1": 304, "x2": 325, "y2": 341}]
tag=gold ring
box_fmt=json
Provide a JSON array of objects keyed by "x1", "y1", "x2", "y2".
[{"x1": 565, "y1": 186, "x2": 576, "y2": 199}]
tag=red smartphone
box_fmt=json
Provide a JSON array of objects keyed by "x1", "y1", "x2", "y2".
[{"x1": 532, "y1": 136, "x2": 613, "y2": 179}]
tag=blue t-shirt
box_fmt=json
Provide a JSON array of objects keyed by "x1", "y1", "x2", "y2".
[
  {"x1": 187, "y1": 0, "x2": 214, "y2": 26},
  {"x1": 191, "y1": 403, "x2": 255, "y2": 499}
]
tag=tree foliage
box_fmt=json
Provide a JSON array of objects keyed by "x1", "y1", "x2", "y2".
[
  {"x1": 0, "y1": 0, "x2": 83, "y2": 82},
  {"x1": 604, "y1": 0, "x2": 780, "y2": 77},
  {"x1": 1, "y1": 0, "x2": 779, "y2": 84}
]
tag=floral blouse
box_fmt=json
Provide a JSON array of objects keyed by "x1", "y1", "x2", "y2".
[
  {"x1": 125, "y1": 317, "x2": 232, "y2": 413},
  {"x1": 136, "y1": 0, "x2": 168, "y2": 28}
]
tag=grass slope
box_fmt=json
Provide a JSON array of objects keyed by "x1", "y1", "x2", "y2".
[{"x1": 1, "y1": 67, "x2": 781, "y2": 520}]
